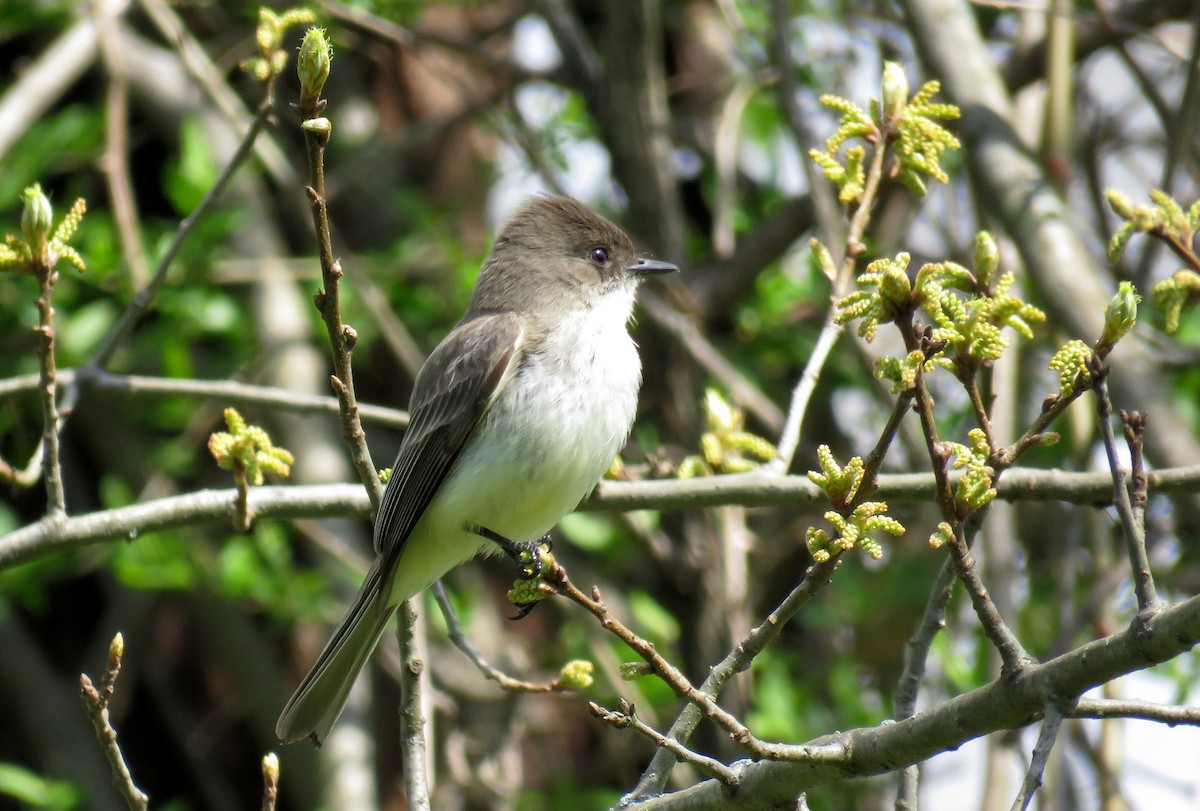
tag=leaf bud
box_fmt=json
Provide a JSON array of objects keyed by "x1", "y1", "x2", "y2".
[
  {"x1": 298, "y1": 27, "x2": 332, "y2": 106},
  {"x1": 881, "y1": 61, "x2": 909, "y2": 120}
]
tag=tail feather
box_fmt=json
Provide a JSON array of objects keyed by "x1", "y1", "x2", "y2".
[{"x1": 276, "y1": 562, "x2": 393, "y2": 745}]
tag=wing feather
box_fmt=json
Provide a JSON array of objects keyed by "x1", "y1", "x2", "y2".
[{"x1": 372, "y1": 312, "x2": 524, "y2": 563}]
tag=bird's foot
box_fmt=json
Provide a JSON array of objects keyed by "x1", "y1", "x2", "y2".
[{"x1": 468, "y1": 525, "x2": 554, "y2": 619}]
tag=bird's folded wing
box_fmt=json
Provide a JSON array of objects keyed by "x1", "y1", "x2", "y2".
[{"x1": 372, "y1": 311, "x2": 525, "y2": 564}]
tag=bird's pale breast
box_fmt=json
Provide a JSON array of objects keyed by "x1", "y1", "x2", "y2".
[{"x1": 384, "y1": 289, "x2": 641, "y2": 605}]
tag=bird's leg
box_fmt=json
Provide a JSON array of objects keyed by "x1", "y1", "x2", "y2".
[
  {"x1": 468, "y1": 525, "x2": 553, "y2": 577},
  {"x1": 467, "y1": 525, "x2": 554, "y2": 619}
]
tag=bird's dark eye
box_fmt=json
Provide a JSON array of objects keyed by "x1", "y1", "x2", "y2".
[{"x1": 589, "y1": 246, "x2": 610, "y2": 265}]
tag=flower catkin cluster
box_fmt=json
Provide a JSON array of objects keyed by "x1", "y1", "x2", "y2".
[
  {"x1": 805, "y1": 445, "x2": 904, "y2": 562},
  {"x1": 0, "y1": 184, "x2": 87, "y2": 277},
  {"x1": 809, "y1": 62, "x2": 960, "y2": 203},
  {"x1": 208, "y1": 407, "x2": 295, "y2": 485},
  {"x1": 678, "y1": 389, "x2": 775, "y2": 477},
  {"x1": 242, "y1": 6, "x2": 317, "y2": 82},
  {"x1": 837, "y1": 232, "x2": 1045, "y2": 387}
]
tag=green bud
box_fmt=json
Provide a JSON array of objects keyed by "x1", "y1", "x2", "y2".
[
  {"x1": 557, "y1": 659, "x2": 594, "y2": 690},
  {"x1": 1100, "y1": 281, "x2": 1140, "y2": 348},
  {"x1": 618, "y1": 662, "x2": 653, "y2": 681},
  {"x1": 261, "y1": 752, "x2": 280, "y2": 784},
  {"x1": 973, "y1": 231, "x2": 999, "y2": 288},
  {"x1": 301, "y1": 117, "x2": 332, "y2": 136},
  {"x1": 21, "y1": 183, "x2": 52, "y2": 252},
  {"x1": 1105, "y1": 188, "x2": 1136, "y2": 221},
  {"x1": 298, "y1": 27, "x2": 332, "y2": 105},
  {"x1": 881, "y1": 61, "x2": 908, "y2": 120}
]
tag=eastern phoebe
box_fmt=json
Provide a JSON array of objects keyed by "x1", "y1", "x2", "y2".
[{"x1": 277, "y1": 195, "x2": 677, "y2": 745}]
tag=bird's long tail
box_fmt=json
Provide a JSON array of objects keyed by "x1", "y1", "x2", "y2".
[{"x1": 276, "y1": 561, "x2": 393, "y2": 745}]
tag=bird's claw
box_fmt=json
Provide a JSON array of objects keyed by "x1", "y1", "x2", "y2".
[{"x1": 468, "y1": 526, "x2": 554, "y2": 619}]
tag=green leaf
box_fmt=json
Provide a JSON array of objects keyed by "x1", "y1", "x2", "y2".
[
  {"x1": 165, "y1": 116, "x2": 219, "y2": 214},
  {"x1": 627, "y1": 589, "x2": 680, "y2": 646},
  {"x1": 0, "y1": 762, "x2": 82, "y2": 809},
  {"x1": 557, "y1": 512, "x2": 617, "y2": 552}
]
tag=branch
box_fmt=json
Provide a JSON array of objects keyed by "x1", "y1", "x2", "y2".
[
  {"x1": 0, "y1": 484, "x2": 368, "y2": 570},
  {"x1": 591, "y1": 700, "x2": 741, "y2": 787},
  {"x1": 1074, "y1": 697, "x2": 1200, "y2": 725},
  {"x1": 396, "y1": 601, "x2": 431, "y2": 811},
  {"x1": 79, "y1": 633, "x2": 148, "y2": 811},
  {"x1": 431, "y1": 582, "x2": 572, "y2": 692},
  {"x1": 1009, "y1": 699, "x2": 1074, "y2": 811},
  {"x1": 0, "y1": 369, "x2": 410, "y2": 428},
  {"x1": 6, "y1": 465, "x2": 1200, "y2": 570},
  {"x1": 625, "y1": 593, "x2": 1200, "y2": 809},
  {"x1": 1094, "y1": 373, "x2": 1158, "y2": 610},
  {"x1": 297, "y1": 73, "x2": 384, "y2": 511},
  {"x1": 34, "y1": 265, "x2": 66, "y2": 516}
]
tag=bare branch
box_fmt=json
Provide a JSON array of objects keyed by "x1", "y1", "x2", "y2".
[
  {"x1": 1094, "y1": 372, "x2": 1158, "y2": 609},
  {"x1": 624, "y1": 593, "x2": 1200, "y2": 809},
  {"x1": 0, "y1": 369, "x2": 410, "y2": 428},
  {"x1": 431, "y1": 582, "x2": 575, "y2": 692},
  {"x1": 591, "y1": 700, "x2": 741, "y2": 787},
  {"x1": 396, "y1": 601, "x2": 431, "y2": 811},
  {"x1": 79, "y1": 633, "x2": 148, "y2": 811},
  {"x1": 6, "y1": 465, "x2": 1200, "y2": 571},
  {"x1": 1009, "y1": 699, "x2": 1074, "y2": 811},
  {"x1": 1074, "y1": 697, "x2": 1200, "y2": 725}
]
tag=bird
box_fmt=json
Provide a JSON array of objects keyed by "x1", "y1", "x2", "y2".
[{"x1": 277, "y1": 194, "x2": 677, "y2": 745}]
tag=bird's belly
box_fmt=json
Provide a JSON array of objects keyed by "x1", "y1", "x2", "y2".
[
  {"x1": 383, "y1": 314, "x2": 640, "y2": 606},
  {"x1": 440, "y1": 326, "x2": 639, "y2": 540}
]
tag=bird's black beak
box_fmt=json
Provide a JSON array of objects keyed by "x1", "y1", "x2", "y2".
[{"x1": 626, "y1": 257, "x2": 678, "y2": 277}]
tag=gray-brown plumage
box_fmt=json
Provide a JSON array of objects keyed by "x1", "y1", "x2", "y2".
[{"x1": 277, "y1": 196, "x2": 676, "y2": 745}]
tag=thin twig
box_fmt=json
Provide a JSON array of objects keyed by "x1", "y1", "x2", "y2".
[
  {"x1": 1094, "y1": 371, "x2": 1158, "y2": 609},
  {"x1": 628, "y1": 557, "x2": 841, "y2": 800},
  {"x1": 396, "y1": 600, "x2": 431, "y2": 811},
  {"x1": 138, "y1": 0, "x2": 295, "y2": 185},
  {"x1": 772, "y1": 132, "x2": 890, "y2": 474},
  {"x1": 0, "y1": 369, "x2": 410, "y2": 428},
  {"x1": 892, "y1": 558, "x2": 956, "y2": 811},
  {"x1": 431, "y1": 582, "x2": 571, "y2": 692},
  {"x1": 35, "y1": 265, "x2": 66, "y2": 517},
  {"x1": 0, "y1": 16, "x2": 99, "y2": 162},
  {"x1": 1122, "y1": 410, "x2": 1150, "y2": 543},
  {"x1": 79, "y1": 633, "x2": 148, "y2": 811},
  {"x1": 1074, "y1": 697, "x2": 1200, "y2": 725},
  {"x1": 590, "y1": 700, "x2": 741, "y2": 786},
  {"x1": 94, "y1": 0, "x2": 149, "y2": 287},
  {"x1": 79, "y1": 79, "x2": 282, "y2": 377},
  {"x1": 542, "y1": 560, "x2": 766, "y2": 754},
  {"x1": 904, "y1": 335, "x2": 1031, "y2": 676},
  {"x1": 298, "y1": 97, "x2": 384, "y2": 510},
  {"x1": 1009, "y1": 699, "x2": 1075, "y2": 811},
  {"x1": 946, "y1": 522, "x2": 1033, "y2": 675},
  {"x1": 546, "y1": 556, "x2": 853, "y2": 764}
]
